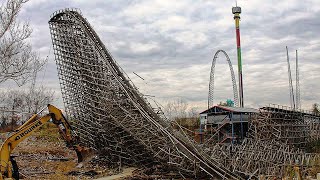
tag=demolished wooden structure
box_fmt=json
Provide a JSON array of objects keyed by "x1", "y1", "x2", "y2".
[{"x1": 48, "y1": 8, "x2": 320, "y2": 179}]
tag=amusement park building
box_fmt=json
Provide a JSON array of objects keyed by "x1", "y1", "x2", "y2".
[{"x1": 199, "y1": 106, "x2": 259, "y2": 143}]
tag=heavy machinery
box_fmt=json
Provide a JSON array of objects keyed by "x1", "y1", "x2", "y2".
[{"x1": 0, "y1": 104, "x2": 89, "y2": 180}]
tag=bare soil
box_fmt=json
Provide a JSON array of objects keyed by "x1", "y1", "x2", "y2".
[{"x1": 7, "y1": 127, "x2": 110, "y2": 179}]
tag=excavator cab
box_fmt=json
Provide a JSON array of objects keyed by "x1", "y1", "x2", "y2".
[{"x1": 0, "y1": 104, "x2": 91, "y2": 180}]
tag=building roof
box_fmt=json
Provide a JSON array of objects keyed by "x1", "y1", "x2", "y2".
[{"x1": 200, "y1": 105, "x2": 259, "y2": 114}]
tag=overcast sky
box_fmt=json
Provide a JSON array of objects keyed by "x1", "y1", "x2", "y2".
[{"x1": 2, "y1": 0, "x2": 319, "y2": 112}]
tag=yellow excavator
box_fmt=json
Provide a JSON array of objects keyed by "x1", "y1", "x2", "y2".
[{"x1": 0, "y1": 104, "x2": 90, "y2": 180}]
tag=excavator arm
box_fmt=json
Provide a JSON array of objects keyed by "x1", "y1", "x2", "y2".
[
  {"x1": 47, "y1": 104, "x2": 86, "y2": 162},
  {"x1": 0, "y1": 104, "x2": 89, "y2": 180}
]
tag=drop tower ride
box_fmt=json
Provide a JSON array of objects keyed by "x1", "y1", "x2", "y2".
[{"x1": 232, "y1": 4, "x2": 244, "y2": 107}]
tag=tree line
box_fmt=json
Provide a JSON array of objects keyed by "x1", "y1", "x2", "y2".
[{"x1": 0, "y1": 0, "x2": 51, "y2": 131}]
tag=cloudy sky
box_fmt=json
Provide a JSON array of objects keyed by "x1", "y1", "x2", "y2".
[{"x1": 2, "y1": 0, "x2": 319, "y2": 112}]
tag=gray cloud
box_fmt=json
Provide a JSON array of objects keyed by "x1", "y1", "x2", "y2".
[{"x1": 8, "y1": 0, "x2": 320, "y2": 111}]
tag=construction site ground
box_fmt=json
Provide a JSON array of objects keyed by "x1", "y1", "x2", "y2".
[
  {"x1": 3, "y1": 125, "x2": 135, "y2": 180},
  {"x1": 3, "y1": 124, "x2": 320, "y2": 179}
]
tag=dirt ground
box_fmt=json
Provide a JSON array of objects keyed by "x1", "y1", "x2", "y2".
[
  {"x1": 3, "y1": 126, "x2": 127, "y2": 180},
  {"x1": 4, "y1": 126, "x2": 319, "y2": 179}
]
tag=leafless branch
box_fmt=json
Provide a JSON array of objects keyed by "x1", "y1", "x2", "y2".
[
  {"x1": 0, "y1": 0, "x2": 45, "y2": 86},
  {"x1": 0, "y1": 86, "x2": 55, "y2": 126}
]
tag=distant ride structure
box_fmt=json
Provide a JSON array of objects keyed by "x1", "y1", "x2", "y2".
[
  {"x1": 232, "y1": 4, "x2": 244, "y2": 107},
  {"x1": 208, "y1": 50, "x2": 239, "y2": 108}
]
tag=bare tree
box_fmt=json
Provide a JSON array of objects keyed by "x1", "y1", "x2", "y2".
[
  {"x1": 0, "y1": 87, "x2": 55, "y2": 128},
  {"x1": 312, "y1": 103, "x2": 319, "y2": 115},
  {"x1": 163, "y1": 100, "x2": 175, "y2": 120},
  {"x1": 24, "y1": 86, "x2": 55, "y2": 113},
  {"x1": 0, "y1": 0, "x2": 45, "y2": 86},
  {"x1": 2, "y1": 87, "x2": 55, "y2": 113},
  {"x1": 188, "y1": 107, "x2": 199, "y2": 118},
  {"x1": 163, "y1": 99, "x2": 189, "y2": 121}
]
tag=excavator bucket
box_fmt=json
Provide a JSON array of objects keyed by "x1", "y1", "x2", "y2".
[
  {"x1": 47, "y1": 104, "x2": 94, "y2": 163},
  {"x1": 74, "y1": 146, "x2": 94, "y2": 163}
]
